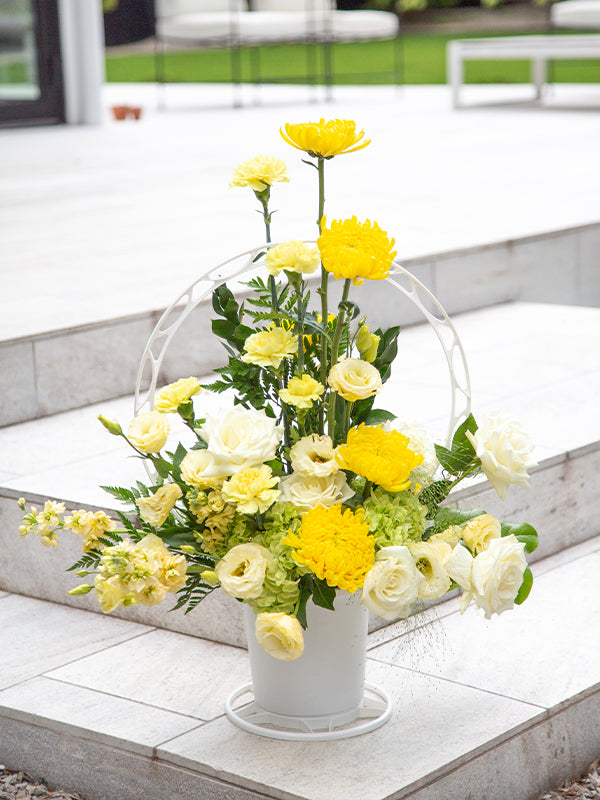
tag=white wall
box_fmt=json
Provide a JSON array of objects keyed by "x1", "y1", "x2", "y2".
[{"x1": 58, "y1": 0, "x2": 105, "y2": 124}]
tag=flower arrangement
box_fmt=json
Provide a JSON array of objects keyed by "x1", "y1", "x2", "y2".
[{"x1": 19, "y1": 118, "x2": 539, "y2": 663}]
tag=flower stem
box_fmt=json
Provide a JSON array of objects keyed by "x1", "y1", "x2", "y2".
[
  {"x1": 327, "y1": 278, "x2": 352, "y2": 440},
  {"x1": 317, "y1": 156, "x2": 328, "y2": 435}
]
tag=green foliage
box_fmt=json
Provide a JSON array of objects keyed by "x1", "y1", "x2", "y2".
[
  {"x1": 296, "y1": 574, "x2": 336, "y2": 629},
  {"x1": 501, "y1": 521, "x2": 539, "y2": 554},
  {"x1": 514, "y1": 567, "x2": 533, "y2": 605}
]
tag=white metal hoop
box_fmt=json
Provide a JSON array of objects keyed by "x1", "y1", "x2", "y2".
[{"x1": 134, "y1": 242, "x2": 471, "y2": 447}]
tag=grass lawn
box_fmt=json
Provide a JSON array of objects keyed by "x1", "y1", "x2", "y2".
[{"x1": 105, "y1": 32, "x2": 600, "y2": 85}]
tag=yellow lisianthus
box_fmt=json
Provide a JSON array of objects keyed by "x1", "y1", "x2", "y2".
[
  {"x1": 284, "y1": 504, "x2": 375, "y2": 593},
  {"x1": 242, "y1": 327, "x2": 298, "y2": 369},
  {"x1": 229, "y1": 154, "x2": 289, "y2": 192},
  {"x1": 318, "y1": 216, "x2": 396, "y2": 286},
  {"x1": 280, "y1": 118, "x2": 370, "y2": 159},
  {"x1": 336, "y1": 424, "x2": 424, "y2": 493},
  {"x1": 265, "y1": 240, "x2": 320, "y2": 277},
  {"x1": 279, "y1": 374, "x2": 324, "y2": 409},
  {"x1": 154, "y1": 377, "x2": 202, "y2": 413}
]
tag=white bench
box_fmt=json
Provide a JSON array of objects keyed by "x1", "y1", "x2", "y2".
[{"x1": 447, "y1": 34, "x2": 600, "y2": 108}]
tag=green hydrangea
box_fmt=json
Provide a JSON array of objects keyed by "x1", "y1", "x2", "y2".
[
  {"x1": 363, "y1": 487, "x2": 427, "y2": 548},
  {"x1": 246, "y1": 559, "x2": 300, "y2": 615}
]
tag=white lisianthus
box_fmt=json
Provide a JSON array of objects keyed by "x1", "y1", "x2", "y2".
[
  {"x1": 462, "y1": 513, "x2": 501, "y2": 554},
  {"x1": 446, "y1": 535, "x2": 528, "y2": 618},
  {"x1": 136, "y1": 483, "x2": 183, "y2": 527},
  {"x1": 215, "y1": 543, "x2": 271, "y2": 600},
  {"x1": 255, "y1": 612, "x2": 304, "y2": 661},
  {"x1": 290, "y1": 433, "x2": 339, "y2": 477},
  {"x1": 128, "y1": 411, "x2": 170, "y2": 454},
  {"x1": 180, "y1": 449, "x2": 229, "y2": 488},
  {"x1": 466, "y1": 412, "x2": 537, "y2": 500},
  {"x1": 383, "y1": 420, "x2": 439, "y2": 487},
  {"x1": 361, "y1": 545, "x2": 424, "y2": 621},
  {"x1": 200, "y1": 408, "x2": 283, "y2": 473},
  {"x1": 278, "y1": 472, "x2": 354, "y2": 511},
  {"x1": 328, "y1": 358, "x2": 383, "y2": 402},
  {"x1": 409, "y1": 540, "x2": 452, "y2": 599}
]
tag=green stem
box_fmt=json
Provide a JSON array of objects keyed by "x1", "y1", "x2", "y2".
[
  {"x1": 296, "y1": 281, "x2": 305, "y2": 375},
  {"x1": 317, "y1": 156, "x2": 328, "y2": 435},
  {"x1": 327, "y1": 278, "x2": 352, "y2": 441}
]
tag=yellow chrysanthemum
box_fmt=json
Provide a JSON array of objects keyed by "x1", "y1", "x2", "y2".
[
  {"x1": 229, "y1": 154, "x2": 289, "y2": 192},
  {"x1": 280, "y1": 119, "x2": 370, "y2": 159},
  {"x1": 284, "y1": 504, "x2": 375, "y2": 593},
  {"x1": 318, "y1": 216, "x2": 397, "y2": 286},
  {"x1": 279, "y1": 375, "x2": 325, "y2": 409},
  {"x1": 242, "y1": 327, "x2": 298, "y2": 369},
  {"x1": 336, "y1": 424, "x2": 424, "y2": 493}
]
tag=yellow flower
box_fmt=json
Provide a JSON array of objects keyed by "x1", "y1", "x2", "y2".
[
  {"x1": 462, "y1": 513, "x2": 502, "y2": 554},
  {"x1": 265, "y1": 241, "x2": 320, "y2": 277},
  {"x1": 328, "y1": 358, "x2": 382, "y2": 402},
  {"x1": 284, "y1": 504, "x2": 375, "y2": 593},
  {"x1": 221, "y1": 465, "x2": 280, "y2": 514},
  {"x1": 180, "y1": 450, "x2": 227, "y2": 490},
  {"x1": 336, "y1": 424, "x2": 424, "y2": 493},
  {"x1": 279, "y1": 374, "x2": 324, "y2": 409},
  {"x1": 254, "y1": 612, "x2": 304, "y2": 661},
  {"x1": 290, "y1": 434, "x2": 339, "y2": 477},
  {"x1": 280, "y1": 118, "x2": 370, "y2": 158},
  {"x1": 242, "y1": 327, "x2": 298, "y2": 369},
  {"x1": 64, "y1": 509, "x2": 117, "y2": 552},
  {"x1": 318, "y1": 216, "x2": 396, "y2": 286},
  {"x1": 229, "y1": 154, "x2": 289, "y2": 192},
  {"x1": 356, "y1": 324, "x2": 380, "y2": 363},
  {"x1": 128, "y1": 411, "x2": 170, "y2": 454},
  {"x1": 154, "y1": 377, "x2": 202, "y2": 413},
  {"x1": 136, "y1": 484, "x2": 183, "y2": 527}
]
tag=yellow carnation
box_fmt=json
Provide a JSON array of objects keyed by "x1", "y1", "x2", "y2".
[
  {"x1": 128, "y1": 411, "x2": 170, "y2": 454},
  {"x1": 264, "y1": 240, "x2": 320, "y2": 277},
  {"x1": 136, "y1": 483, "x2": 183, "y2": 527},
  {"x1": 229, "y1": 154, "x2": 289, "y2": 192},
  {"x1": 318, "y1": 216, "x2": 396, "y2": 286},
  {"x1": 336, "y1": 424, "x2": 424, "y2": 493},
  {"x1": 280, "y1": 118, "x2": 370, "y2": 158},
  {"x1": 284, "y1": 504, "x2": 375, "y2": 593},
  {"x1": 279, "y1": 374, "x2": 324, "y2": 409},
  {"x1": 242, "y1": 327, "x2": 298, "y2": 369},
  {"x1": 221, "y1": 465, "x2": 280, "y2": 514},
  {"x1": 154, "y1": 377, "x2": 202, "y2": 413}
]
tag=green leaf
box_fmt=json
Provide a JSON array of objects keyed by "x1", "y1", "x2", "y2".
[
  {"x1": 153, "y1": 457, "x2": 172, "y2": 479},
  {"x1": 501, "y1": 522, "x2": 539, "y2": 554},
  {"x1": 431, "y1": 506, "x2": 486, "y2": 533},
  {"x1": 311, "y1": 576, "x2": 336, "y2": 612},
  {"x1": 364, "y1": 408, "x2": 396, "y2": 426},
  {"x1": 338, "y1": 300, "x2": 361, "y2": 321},
  {"x1": 514, "y1": 567, "x2": 533, "y2": 605},
  {"x1": 295, "y1": 575, "x2": 312, "y2": 629}
]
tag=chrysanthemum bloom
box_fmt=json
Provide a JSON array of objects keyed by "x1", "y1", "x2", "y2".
[
  {"x1": 242, "y1": 327, "x2": 298, "y2": 370},
  {"x1": 318, "y1": 216, "x2": 396, "y2": 286},
  {"x1": 336, "y1": 424, "x2": 424, "y2": 493},
  {"x1": 154, "y1": 377, "x2": 202, "y2": 413},
  {"x1": 265, "y1": 241, "x2": 320, "y2": 277},
  {"x1": 221, "y1": 465, "x2": 280, "y2": 515},
  {"x1": 284, "y1": 504, "x2": 375, "y2": 593},
  {"x1": 229, "y1": 154, "x2": 289, "y2": 192},
  {"x1": 279, "y1": 374, "x2": 324, "y2": 409},
  {"x1": 280, "y1": 118, "x2": 370, "y2": 158}
]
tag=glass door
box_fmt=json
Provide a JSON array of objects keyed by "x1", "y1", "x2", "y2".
[{"x1": 0, "y1": 0, "x2": 64, "y2": 127}]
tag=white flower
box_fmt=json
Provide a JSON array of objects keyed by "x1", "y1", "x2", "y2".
[
  {"x1": 254, "y1": 612, "x2": 304, "y2": 661},
  {"x1": 446, "y1": 535, "x2": 528, "y2": 618},
  {"x1": 128, "y1": 411, "x2": 170, "y2": 454},
  {"x1": 200, "y1": 408, "x2": 283, "y2": 473},
  {"x1": 290, "y1": 434, "x2": 339, "y2": 477},
  {"x1": 215, "y1": 542, "x2": 271, "y2": 600},
  {"x1": 328, "y1": 358, "x2": 383, "y2": 402},
  {"x1": 383, "y1": 420, "x2": 439, "y2": 487},
  {"x1": 278, "y1": 472, "x2": 354, "y2": 511},
  {"x1": 180, "y1": 449, "x2": 230, "y2": 487},
  {"x1": 409, "y1": 540, "x2": 451, "y2": 600},
  {"x1": 361, "y1": 545, "x2": 424, "y2": 621},
  {"x1": 466, "y1": 412, "x2": 537, "y2": 500}
]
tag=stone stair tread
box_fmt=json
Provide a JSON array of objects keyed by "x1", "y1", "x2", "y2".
[{"x1": 1, "y1": 533, "x2": 599, "y2": 800}]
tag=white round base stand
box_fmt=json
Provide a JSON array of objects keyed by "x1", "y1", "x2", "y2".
[{"x1": 225, "y1": 681, "x2": 392, "y2": 741}]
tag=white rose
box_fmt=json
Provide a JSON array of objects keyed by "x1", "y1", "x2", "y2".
[
  {"x1": 361, "y1": 545, "x2": 424, "y2": 621},
  {"x1": 409, "y1": 541, "x2": 451, "y2": 600},
  {"x1": 466, "y1": 412, "x2": 537, "y2": 500},
  {"x1": 215, "y1": 543, "x2": 271, "y2": 600},
  {"x1": 278, "y1": 472, "x2": 354, "y2": 511},
  {"x1": 446, "y1": 535, "x2": 528, "y2": 618},
  {"x1": 471, "y1": 535, "x2": 528, "y2": 619},
  {"x1": 290, "y1": 434, "x2": 339, "y2": 477},
  {"x1": 255, "y1": 612, "x2": 304, "y2": 661},
  {"x1": 328, "y1": 358, "x2": 383, "y2": 402},
  {"x1": 383, "y1": 420, "x2": 439, "y2": 487},
  {"x1": 200, "y1": 408, "x2": 283, "y2": 473}
]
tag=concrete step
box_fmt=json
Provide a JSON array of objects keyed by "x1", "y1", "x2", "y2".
[{"x1": 0, "y1": 533, "x2": 599, "y2": 800}]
